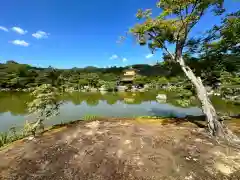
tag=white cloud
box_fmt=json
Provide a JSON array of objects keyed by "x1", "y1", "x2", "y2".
[
  {"x1": 11, "y1": 27, "x2": 28, "y2": 35},
  {"x1": 0, "y1": 26, "x2": 8, "y2": 32},
  {"x1": 110, "y1": 54, "x2": 118, "y2": 60},
  {"x1": 10, "y1": 40, "x2": 29, "y2": 47},
  {"x1": 122, "y1": 58, "x2": 128, "y2": 62},
  {"x1": 32, "y1": 30, "x2": 50, "y2": 39},
  {"x1": 146, "y1": 53, "x2": 154, "y2": 59},
  {"x1": 110, "y1": 54, "x2": 128, "y2": 63}
]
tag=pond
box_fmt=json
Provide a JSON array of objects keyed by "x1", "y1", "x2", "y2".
[{"x1": 0, "y1": 91, "x2": 239, "y2": 132}]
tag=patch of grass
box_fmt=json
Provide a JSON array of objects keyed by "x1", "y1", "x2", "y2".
[
  {"x1": 136, "y1": 113, "x2": 178, "y2": 119},
  {"x1": 135, "y1": 118, "x2": 167, "y2": 125},
  {"x1": 0, "y1": 116, "x2": 103, "y2": 148},
  {"x1": 136, "y1": 116, "x2": 160, "y2": 119},
  {"x1": 0, "y1": 132, "x2": 9, "y2": 147},
  {"x1": 134, "y1": 115, "x2": 193, "y2": 125},
  {"x1": 175, "y1": 99, "x2": 191, "y2": 107},
  {"x1": 82, "y1": 114, "x2": 102, "y2": 121},
  {"x1": 135, "y1": 116, "x2": 173, "y2": 125},
  {"x1": 0, "y1": 127, "x2": 26, "y2": 148}
]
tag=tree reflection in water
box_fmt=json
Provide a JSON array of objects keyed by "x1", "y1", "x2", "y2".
[{"x1": 0, "y1": 91, "x2": 239, "y2": 117}]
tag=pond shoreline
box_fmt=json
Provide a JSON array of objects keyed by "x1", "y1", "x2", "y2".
[
  {"x1": 0, "y1": 116, "x2": 210, "y2": 149},
  {"x1": 0, "y1": 91, "x2": 239, "y2": 135},
  {"x1": 1, "y1": 115, "x2": 240, "y2": 149}
]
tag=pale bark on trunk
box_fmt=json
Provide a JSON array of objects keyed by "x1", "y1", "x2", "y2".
[
  {"x1": 176, "y1": 56, "x2": 238, "y2": 141},
  {"x1": 30, "y1": 119, "x2": 44, "y2": 136}
]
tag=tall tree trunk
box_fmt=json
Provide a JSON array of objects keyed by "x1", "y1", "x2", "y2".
[{"x1": 177, "y1": 56, "x2": 225, "y2": 137}]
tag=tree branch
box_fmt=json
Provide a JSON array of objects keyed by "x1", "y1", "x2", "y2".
[
  {"x1": 176, "y1": 2, "x2": 205, "y2": 59},
  {"x1": 148, "y1": 32, "x2": 174, "y2": 59},
  {"x1": 190, "y1": 0, "x2": 198, "y2": 14},
  {"x1": 186, "y1": 6, "x2": 189, "y2": 16}
]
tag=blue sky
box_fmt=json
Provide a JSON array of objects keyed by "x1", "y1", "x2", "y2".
[{"x1": 0, "y1": 0, "x2": 239, "y2": 69}]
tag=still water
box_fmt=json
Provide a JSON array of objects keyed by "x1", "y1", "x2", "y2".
[{"x1": 0, "y1": 91, "x2": 239, "y2": 131}]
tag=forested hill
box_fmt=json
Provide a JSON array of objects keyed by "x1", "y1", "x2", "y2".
[
  {"x1": 0, "y1": 60, "x2": 172, "y2": 89},
  {"x1": 0, "y1": 60, "x2": 176, "y2": 76},
  {"x1": 0, "y1": 54, "x2": 239, "y2": 90}
]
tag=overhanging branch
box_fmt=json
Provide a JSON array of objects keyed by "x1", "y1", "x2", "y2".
[{"x1": 147, "y1": 32, "x2": 174, "y2": 60}]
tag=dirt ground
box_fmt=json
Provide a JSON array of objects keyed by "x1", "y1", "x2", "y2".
[{"x1": 0, "y1": 118, "x2": 240, "y2": 180}]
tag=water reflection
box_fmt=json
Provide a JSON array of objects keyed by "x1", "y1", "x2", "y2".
[
  {"x1": 0, "y1": 91, "x2": 239, "y2": 132},
  {"x1": 61, "y1": 92, "x2": 158, "y2": 106},
  {"x1": 0, "y1": 92, "x2": 32, "y2": 115},
  {"x1": 0, "y1": 91, "x2": 239, "y2": 116}
]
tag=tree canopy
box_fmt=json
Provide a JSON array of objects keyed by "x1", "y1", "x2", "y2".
[{"x1": 128, "y1": 0, "x2": 239, "y2": 138}]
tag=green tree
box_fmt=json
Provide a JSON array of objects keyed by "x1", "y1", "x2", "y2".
[
  {"x1": 27, "y1": 84, "x2": 62, "y2": 136},
  {"x1": 129, "y1": 0, "x2": 233, "y2": 138},
  {"x1": 134, "y1": 75, "x2": 149, "y2": 86},
  {"x1": 103, "y1": 81, "x2": 117, "y2": 91},
  {"x1": 157, "y1": 77, "x2": 168, "y2": 87},
  {"x1": 213, "y1": 10, "x2": 240, "y2": 55},
  {"x1": 44, "y1": 67, "x2": 60, "y2": 86},
  {"x1": 78, "y1": 79, "x2": 89, "y2": 89},
  {"x1": 101, "y1": 73, "x2": 118, "y2": 82},
  {"x1": 219, "y1": 71, "x2": 240, "y2": 100},
  {"x1": 85, "y1": 73, "x2": 100, "y2": 87}
]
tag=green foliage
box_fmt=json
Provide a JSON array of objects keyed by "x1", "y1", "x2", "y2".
[
  {"x1": 78, "y1": 79, "x2": 89, "y2": 89},
  {"x1": 219, "y1": 71, "x2": 240, "y2": 101},
  {"x1": 128, "y1": 0, "x2": 240, "y2": 109},
  {"x1": 85, "y1": 73, "x2": 100, "y2": 87},
  {"x1": 126, "y1": 84, "x2": 132, "y2": 90},
  {"x1": 0, "y1": 132, "x2": 9, "y2": 147},
  {"x1": 104, "y1": 93, "x2": 119, "y2": 105},
  {"x1": 168, "y1": 77, "x2": 181, "y2": 84},
  {"x1": 175, "y1": 99, "x2": 191, "y2": 108},
  {"x1": 0, "y1": 127, "x2": 26, "y2": 148},
  {"x1": 167, "y1": 85, "x2": 194, "y2": 107},
  {"x1": 27, "y1": 84, "x2": 62, "y2": 135},
  {"x1": 28, "y1": 84, "x2": 61, "y2": 116},
  {"x1": 217, "y1": 11, "x2": 240, "y2": 55},
  {"x1": 221, "y1": 86, "x2": 240, "y2": 98},
  {"x1": 220, "y1": 71, "x2": 240, "y2": 86},
  {"x1": 134, "y1": 75, "x2": 149, "y2": 86},
  {"x1": 157, "y1": 77, "x2": 168, "y2": 86},
  {"x1": 102, "y1": 81, "x2": 117, "y2": 91},
  {"x1": 137, "y1": 113, "x2": 177, "y2": 119},
  {"x1": 0, "y1": 56, "x2": 238, "y2": 92},
  {"x1": 82, "y1": 114, "x2": 101, "y2": 121},
  {"x1": 188, "y1": 11, "x2": 240, "y2": 82},
  {"x1": 130, "y1": 0, "x2": 224, "y2": 58},
  {"x1": 101, "y1": 73, "x2": 118, "y2": 82}
]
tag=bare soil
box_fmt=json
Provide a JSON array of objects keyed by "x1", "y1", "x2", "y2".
[{"x1": 0, "y1": 118, "x2": 240, "y2": 180}]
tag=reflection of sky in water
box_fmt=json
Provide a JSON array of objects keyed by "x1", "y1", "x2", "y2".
[{"x1": 0, "y1": 100, "x2": 203, "y2": 131}]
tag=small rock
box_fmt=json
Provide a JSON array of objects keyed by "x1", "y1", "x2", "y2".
[
  {"x1": 193, "y1": 158, "x2": 198, "y2": 162},
  {"x1": 205, "y1": 142, "x2": 213, "y2": 146},
  {"x1": 185, "y1": 175, "x2": 193, "y2": 180},
  {"x1": 197, "y1": 128, "x2": 205, "y2": 133},
  {"x1": 117, "y1": 149, "x2": 123, "y2": 158},
  {"x1": 156, "y1": 94, "x2": 167, "y2": 101},
  {"x1": 194, "y1": 138, "x2": 203, "y2": 143},
  {"x1": 85, "y1": 121, "x2": 100, "y2": 129},
  {"x1": 28, "y1": 136, "x2": 34, "y2": 141},
  {"x1": 137, "y1": 161, "x2": 144, "y2": 166},
  {"x1": 85, "y1": 130, "x2": 94, "y2": 136},
  {"x1": 215, "y1": 163, "x2": 233, "y2": 176},
  {"x1": 124, "y1": 140, "x2": 132, "y2": 145}
]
